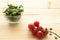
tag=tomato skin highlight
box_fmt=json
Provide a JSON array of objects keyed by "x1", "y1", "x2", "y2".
[{"x1": 36, "y1": 31, "x2": 44, "y2": 38}]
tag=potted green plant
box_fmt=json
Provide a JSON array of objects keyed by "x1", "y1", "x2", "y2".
[{"x1": 3, "y1": 4, "x2": 24, "y2": 22}]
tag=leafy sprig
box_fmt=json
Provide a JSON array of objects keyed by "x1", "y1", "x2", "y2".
[{"x1": 4, "y1": 4, "x2": 24, "y2": 16}]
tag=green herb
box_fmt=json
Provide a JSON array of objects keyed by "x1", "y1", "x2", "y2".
[{"x1": 3, "y1": 4, "x2": 24, "y2": 16}]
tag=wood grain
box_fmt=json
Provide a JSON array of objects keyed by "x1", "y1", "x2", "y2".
[{"x1": 0, "y1": 14, "x2": 60, "y2": 40}]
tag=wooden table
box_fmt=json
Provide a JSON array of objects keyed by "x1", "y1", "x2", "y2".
[{"x1": 0, "y1": 14, "x2": 60, "y2": 40}]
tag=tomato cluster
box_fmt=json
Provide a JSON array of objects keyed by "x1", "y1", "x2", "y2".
[{"x1": 28, "y1": 21, "x2": 48, "y2": 38}]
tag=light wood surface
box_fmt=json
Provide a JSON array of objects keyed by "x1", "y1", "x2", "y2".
[
  {"x1": 0, "y1": 14, "x2": 60, "y2": 40},
  {"x1": 0, "y1": 0, "x2": 60, "y2": 40}
]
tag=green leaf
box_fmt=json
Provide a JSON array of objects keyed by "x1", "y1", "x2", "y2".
[{"x1": 3, "y1": 4, "x2": 24, "y2": 16}]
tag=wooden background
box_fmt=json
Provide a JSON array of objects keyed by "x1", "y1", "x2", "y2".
[
  {"x1": 0, "y1": 0, "x2": 60, "y2": 40},
  {"x1": 0, "y1": 14, "x2": 60, "y2": 40}
]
